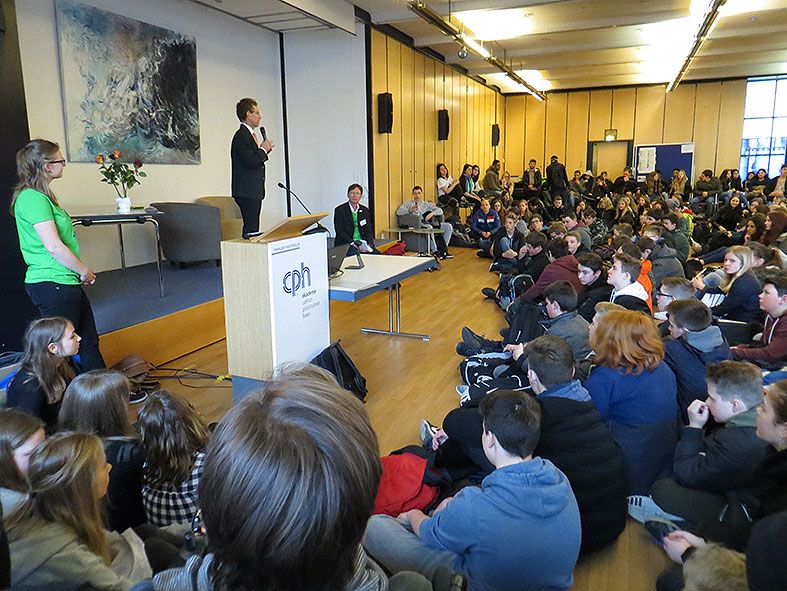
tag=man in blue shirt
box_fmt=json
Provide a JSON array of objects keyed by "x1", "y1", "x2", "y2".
[
  {"x1": 469, "y1": 199, "x2": 500, "y2": 257},
  {"x1": 364, "y1": 390, "x2": 581, "y2": 591}
]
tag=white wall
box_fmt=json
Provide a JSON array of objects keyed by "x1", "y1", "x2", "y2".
[
  {"x1": 283, "y1": 21, "x2": 368, "y2": 236},
  {"x1": 16, "y1": 0, "x2": 285, "y2": 271}
]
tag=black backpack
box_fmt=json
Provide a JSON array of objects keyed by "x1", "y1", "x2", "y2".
[{"x1": 310, "y1": 340, "x2": 368, "y2": 402}]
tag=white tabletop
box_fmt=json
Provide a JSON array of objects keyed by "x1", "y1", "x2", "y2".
[{"x1": 329, "y1": 254, "x2": 437, "y2": 302}]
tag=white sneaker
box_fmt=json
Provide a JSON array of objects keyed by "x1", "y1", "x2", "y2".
[
  {"x1": 420, "y1": 419, "x2": 440, "y2": 445},
  {"x1": 627, "y1": 495, "x2": 683, "y2": 524}
]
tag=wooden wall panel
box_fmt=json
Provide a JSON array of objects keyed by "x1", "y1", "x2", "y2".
[
  {"x1": 386, "y1": 40, "x2": 402, "y2": 231},
  {"x1": 693, "y1": 82, "x2": 722, "y2": 173},
  {"x1": 505, "y1": 95, "x2": 525, "y2": 174},
  {"x1": 400, "y1": 47, "x2": 414, "y2": 203},
  {"x1": 664, "y1": 84, "x2": 696, "y2": 144},
  {"x1": 545, "y1": 92, "x2": 568, "y2": 163},
  {"x1": 424, "y1": 57, "x2": 436, "y2": 182},
  {"x1": 413, "y1": 53, "x2": 426, "y2": 194},
  {"x1": 370, "y1": 30, "x2": 389, "y2": 237},
  {"x1": 633, "y1": 86, "x2": 666, "y2": 147},
  {"x1": 458, "y1": 73, "x2": 468, "y2": 170},
  {"x1": 611, "y1": 87, "x2": 636, "y2": 139},
  {"x1": 524, "y1": 95, "x2": 546, "y2": 167},
  {"x1": 589, "y1": 90, "x2": 613, "y2": 141},
  {"x1": 437, "y1": 64, "x2": 447, "y2": 169},
  {"x1": 496, "y1": 93, "x2": 506, "y2": 164},
  {"x1": 566, "y1": 91, "x2": 590, "y2": 173},
  {"x1": 717, "y1": 79, "x2": 747, "y2": 171}
]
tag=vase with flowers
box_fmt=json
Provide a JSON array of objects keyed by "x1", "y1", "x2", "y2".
[{"x1": 95, "y1": 150, "x2": 146, "y2": 213}]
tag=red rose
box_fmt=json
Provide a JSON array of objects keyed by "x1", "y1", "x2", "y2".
[
  {"x1": 133, "y1": 160, "x2": 143, "y2": 168},
  {"x1": 95, "y1": 155, "x2": 105, "y2": 164}
]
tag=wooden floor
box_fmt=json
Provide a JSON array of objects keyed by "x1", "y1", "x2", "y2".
[{"x1": 154, "y1": 247, "x2": 671, "y2": 590}]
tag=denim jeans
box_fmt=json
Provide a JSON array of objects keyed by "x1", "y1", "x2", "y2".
[
  {"x1": 364, "y1": 515, "x2": 459, "y2": 582},
  {"x1": 25, "y1": 281, "x2": 105, "y2": 371}
]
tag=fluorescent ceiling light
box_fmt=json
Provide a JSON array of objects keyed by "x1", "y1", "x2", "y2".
[
  {"x1": 454, "y1": 8, "x2": 531, "y2": 41},
  {"x1": 459, "y1": 33, "x2": 491, "y2": 59}
]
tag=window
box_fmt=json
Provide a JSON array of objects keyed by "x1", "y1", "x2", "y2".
[{"x1": 740, "y1": 75, "x2": 787, "y2": 179}]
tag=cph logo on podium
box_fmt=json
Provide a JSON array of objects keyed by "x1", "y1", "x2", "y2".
[{"x1": 283, "y1": 263, "x2": 311, "y2": 297}]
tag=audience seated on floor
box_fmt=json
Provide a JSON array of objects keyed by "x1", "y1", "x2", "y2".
[
  {"x1": 58, "y1": 369, "x2": 148, "y2": 533},
  {"x1": 366, "y1": 390, "x2": 581, "y2": 591},
  {"x1": 0, "y1": 409, "x2": 44, "y2": 516},
  {"x1": 662, "y1": 299, "x2": 731, "y2": 421},
  {"x1": 585, "y1": 310, "x2": 678, "y2": 494},
  {"x1": 607, "y1": 252, "x2": 651, "y2": 315},
  {"x1": 482, "y1": 231, "x2": 549, "y2": 309},
  {"x1": 520, "y1": 238, "x2": 585, "y2": 302},
  {"x1": 638, "y1": 234, "x2": 683, "y2": 299},
  {"x1": 654, "y1": 277, "x2": 696, "y2": 323},
  {"x1": 439, "y1": 336, "x2": 626, "y2": 556},
  {"x1": 469, "y1": 199, "x2": 500, "y2": 256},
  {"x1": 137, "y1": 391, "x2": 210, "y2": 528},
  {"x1": 145, "y1": 364, "x2": 433, "y2": 591},
  {"x1": 7, "y1": 317, "x2": 78, "y2": 433},
  {"x1": 730, "y1": 270, "x2": 787, "y2": 367}
]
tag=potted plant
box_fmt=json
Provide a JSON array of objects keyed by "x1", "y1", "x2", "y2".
[{"x1": 95, "y1": 150, "x2": 146, "y2": 213}]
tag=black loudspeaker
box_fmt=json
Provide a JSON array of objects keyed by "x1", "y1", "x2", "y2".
[
  {"x1": 491, "y1": 123, "x2": 500, "y2": 147},
  {"x1": 437, "y1": 109, "x2": 449, "y2": 141},
  {"x1": 378, "y1": 93, "x2": 393, "y2": 134}
]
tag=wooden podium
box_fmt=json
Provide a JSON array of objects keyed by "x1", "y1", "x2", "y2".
[{"x1": 221, "y1": 213, "x2": 329, "y2": 394}]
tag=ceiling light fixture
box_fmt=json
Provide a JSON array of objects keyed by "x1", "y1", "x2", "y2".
[
  {"x1": 405, "y1": 0, "x2": 546, "y2": 100},
  {"x1": 666, "y1": 0, "x2": 726, "y2": 92}
]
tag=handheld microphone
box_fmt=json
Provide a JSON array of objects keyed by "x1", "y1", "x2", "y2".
[
  {"x1": 277, "y1": 182, "x2": 329, "y2": 235},
  {"x1": 260, "y1": 126, "x2": 267, "y2": 142}
]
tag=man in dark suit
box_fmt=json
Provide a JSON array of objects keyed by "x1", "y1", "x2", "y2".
[
  {"x1": 334, "y1": 183, "x2": 377, "y2": 255},
  {"x1": 231, "y1": 97, "x2": 274, "y2": 239},
  {"x1": 545, "y1": 155, "x2": 570, "y2": 204}
]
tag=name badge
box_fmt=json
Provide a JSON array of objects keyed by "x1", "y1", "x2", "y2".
[{"x1": 360, "y1": 219, "x2": 367, "y2": 226}]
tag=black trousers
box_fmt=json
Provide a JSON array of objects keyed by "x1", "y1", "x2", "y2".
[
  {"x1": 25, "y1": 282, "x2": 105, "y2": 371},
  {"x1": 233, "y1": 196, "x2": 262, "y2": 237},
  {"x1": 438, "y1": 407, "x2": 495, "y2": 482}
]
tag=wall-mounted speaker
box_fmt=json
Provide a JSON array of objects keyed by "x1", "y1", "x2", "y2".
[
  {"x1": 437, "y1": 109, "x2": 449, "y2": 141},
  {"x1": 491, "y1": 123, "x2": 500, "y2": 147},
  {"x1": 377, "y1": 93, "x2": 393, "y2": 134}
]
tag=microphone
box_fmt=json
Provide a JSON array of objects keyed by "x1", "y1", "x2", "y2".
[
  {"x1": 277, "y1": 182, "x2": 329, "y2": 235},
  {"x1": 260, "y1": 126, "x2": 268, "y2": 142}
]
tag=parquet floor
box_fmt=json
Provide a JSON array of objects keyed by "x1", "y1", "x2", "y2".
[{"x1": 153, "y1": 247, "x2": 671, "y2": 590}]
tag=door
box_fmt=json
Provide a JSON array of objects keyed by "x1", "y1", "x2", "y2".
[{"x1": 592, "y1": 141, "x2": 630, "y2": 176}]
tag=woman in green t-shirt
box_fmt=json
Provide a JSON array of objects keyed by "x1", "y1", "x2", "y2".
[{"x1": 11, "y1": 139, "x2": 105, "y2": 371}]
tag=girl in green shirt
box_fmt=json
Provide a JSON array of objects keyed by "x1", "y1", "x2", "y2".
[{"x1": 11, "y1": 139, "x2": 105, "y2": 371}]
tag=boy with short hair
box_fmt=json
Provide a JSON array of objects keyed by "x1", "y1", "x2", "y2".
[
  {"x1": 663, "y1": 213, "x2": 690, "y2": 263},
  {"x1": 561, "y1": 212, "x2": 592, "y2": 250},
  {"x1": 365, "y1": 390, "x2": 582, "y2": 591},
  {"x1": 730, "y1": 271, "x2": 787, "y2": 367},
  {"x1": 663, "y1": 299, "x2": 731, "y2": 420},
  {"x1": 607, "y1": 253, "x2": 650, "y2": 314},
  {"x1": 643, "y1": 361, "x2": 770, "y2": 530}
]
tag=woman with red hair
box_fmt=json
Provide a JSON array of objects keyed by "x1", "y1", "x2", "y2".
[{"x1": 586, "y1": 310, "x2": 678, "y2": 494}]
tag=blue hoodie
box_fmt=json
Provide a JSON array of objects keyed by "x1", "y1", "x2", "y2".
[{"x1": 419, "y1": 458, "x2": 581, "y2": 591}]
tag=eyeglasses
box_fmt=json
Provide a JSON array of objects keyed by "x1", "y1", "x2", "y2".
[
  {"x1": 656, "y1": 292, "x2": 675, "y2": 299},
  {"x1": 47, "y1": 159, "x2": 66, "y2": 165}
]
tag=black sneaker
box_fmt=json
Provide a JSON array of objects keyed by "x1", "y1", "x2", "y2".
[
  {"x1": 456, "y1": 342, "x2": 485, "y2": 357},
  {"x1": 129, "y1": 390, "x2": 148, "y2": 405},
  {"x1": 461, "y1": 326, "x2": 485, "y2": 348},
  {"x1": 481, "y1": 287, "x2": 497, "y2": 300},
  {"x1": 440, "y1": 253, "x2": 454, "y2": 260},
  {"x1": 644, "y1": 519, "x2": 680, "y2": 542}
]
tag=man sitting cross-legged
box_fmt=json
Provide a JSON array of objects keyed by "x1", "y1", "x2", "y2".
[
  {"x1": 663, "y1": 298, "x2": 731, "y2": 422},
  {"x1": 630, "y1": 361, "x2": 769, "y2": 535},
  {"x1": 481, "y1": 231, "x2": 549, "y2": 309},
  {"x1": 365, "y1": 389, "x2": 582, "y2": 591},
  {"x1": 436, "y1": 336, "x2": 627, "y2": 556}
]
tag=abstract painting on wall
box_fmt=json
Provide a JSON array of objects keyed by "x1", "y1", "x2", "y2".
[{"x1": 55, "y1": 0, "x2": 200, "y2": 164}]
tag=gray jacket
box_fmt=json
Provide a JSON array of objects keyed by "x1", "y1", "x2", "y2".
[
  {"x1": 10, "y1": 520, "x2": 131, "y2": 590},
  {"x1": 541, "y1": 311, "x2": 592, "y2": 359}
]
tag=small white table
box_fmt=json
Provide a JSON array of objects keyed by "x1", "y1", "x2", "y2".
[
  {"x1": 70, "y1": 207, "x2": 164, "y2": 298},
  {"x1": 329, "y1": 254, "x2": 437, "y2": 340}
]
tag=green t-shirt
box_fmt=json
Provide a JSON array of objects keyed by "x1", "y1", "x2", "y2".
[
  {"x1": 351, "y1": 209, "x2": 362, "y2": 242},
  {"x1": 13, "y1": 188, "x2": 81, "y2": 285}
]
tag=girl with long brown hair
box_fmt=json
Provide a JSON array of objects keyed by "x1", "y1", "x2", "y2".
[
  {"x1": 586, "y1": 310, "x2": 678, "y2": 494},
  {"x1": 7, "y1": 317, "x2": 78, "y2": 431},
  {"x1": 137, "y1": 391, "x2": 210, "y2": 527},
  {"x1": 761, "y1": 209, "x2": 787, "y2": 254}
]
